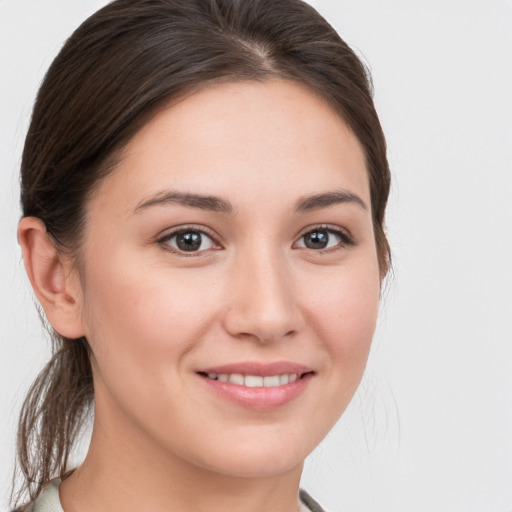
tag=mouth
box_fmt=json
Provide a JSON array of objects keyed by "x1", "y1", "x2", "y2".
[
  {"x1": 196, "y1": 362, "x2": 315, "y2": 410},
  {"x1": 197, "y1": 371, "x2": 312, "y2": 388}
]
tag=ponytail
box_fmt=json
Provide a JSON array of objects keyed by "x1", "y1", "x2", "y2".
[{"x1": 13, "y1": 335, "x2": 93, "y2": 505}]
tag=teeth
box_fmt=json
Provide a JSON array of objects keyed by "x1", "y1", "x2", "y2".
[
  {"x1": 229, "y1": 374, "x2": 244, "y2": 385},
  {"x1": 263, "y1": 375, "x2": 280, "y2": 387},
  {"x1": 245, "y1": 375, "x2": 263, "y2": 387},
  {"x1": 205, "y1": 373, "x2": 301, "y2": 387}
]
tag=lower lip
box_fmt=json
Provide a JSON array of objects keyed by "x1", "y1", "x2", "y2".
[{"x1": 198, "y1": 374, "x2": 313, "y2": 411}]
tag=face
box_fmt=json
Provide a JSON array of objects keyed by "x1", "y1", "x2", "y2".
[{"x1": 74, "y1": 80, "x2": 381, "y2": 479}]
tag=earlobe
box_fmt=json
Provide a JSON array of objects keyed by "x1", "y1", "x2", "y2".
[{"x1": 17, "y1": 217, "x2": 85, "y2": 339}]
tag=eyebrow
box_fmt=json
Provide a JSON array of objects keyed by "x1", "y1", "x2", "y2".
[
  {"x1": 294, "y1": 190, "x2": 368, "y2": 212},
  {"x1": 133, "y1": 188, "x2": 367, "y2": 216},
  {"x1": 133, "y1": 191, "x2": 234, "y2": 215}
]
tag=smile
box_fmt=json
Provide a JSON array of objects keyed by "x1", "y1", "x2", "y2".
[
  {"x1": 196, "y1": 363, "x2": 314, "y2": 410},
  {"x1": 203, "y1": 373, "x2": 301, "y2": 387}
]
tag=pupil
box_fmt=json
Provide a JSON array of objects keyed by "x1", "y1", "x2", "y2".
[
  {"x1": 177, "y1": 232, "x2": 202, "y2": 251},
  {"x1": 305, "y1": 231, "x2": 328, "y2": 249}
]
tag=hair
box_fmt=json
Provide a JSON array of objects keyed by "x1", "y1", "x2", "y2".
[{"x1": 14, "y1": 0, "x2": 391, "y2": 505}]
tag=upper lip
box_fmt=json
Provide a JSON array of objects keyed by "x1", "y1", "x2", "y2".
[{"x1": 196, "y1": 361, "x2": 314, "y2": 377}]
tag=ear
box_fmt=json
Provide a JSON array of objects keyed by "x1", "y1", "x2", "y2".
[{"x1": 18, "y1": 217, "x2": 85, "y2": 339}]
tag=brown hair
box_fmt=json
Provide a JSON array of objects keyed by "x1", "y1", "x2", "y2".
[{"x1": 14, "y1": 0, "x2": 391, "y2": 505}]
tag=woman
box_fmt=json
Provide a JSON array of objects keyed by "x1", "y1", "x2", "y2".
[{"x1": 12, "y1": 0, "x2": 390, "y2": 510}]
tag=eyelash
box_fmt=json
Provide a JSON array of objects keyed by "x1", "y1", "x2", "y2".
[
  {"x1": 294, "y1": 225, "x2": 356, "y2": 253},
  {"x1": 156, "y1": 225, "x2": 221, "y2": 257},
  {"x1": 156, "y1": 224, "x2": 355, "y2": 256}
]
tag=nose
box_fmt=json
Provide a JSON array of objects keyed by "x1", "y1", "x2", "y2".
[{"x1": 222, "y1": 248, "x2": 303, "y2": 344}]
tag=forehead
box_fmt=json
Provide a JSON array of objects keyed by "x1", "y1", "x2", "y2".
[{"x1": 91, "y1": 79, "x2": 370, "y2": 216}]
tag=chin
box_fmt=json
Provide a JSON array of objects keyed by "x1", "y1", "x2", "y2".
[
  {"x1": 199, "y1": 449, "x2": 306, "y2": 479},
  {"x1": 180, "y1": 424, "x2": 322, "y2": 479}
]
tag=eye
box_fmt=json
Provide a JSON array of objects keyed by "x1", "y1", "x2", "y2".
[
  {"x1": 294, "y1": 227, "x2": 353, "y2": 251},
  {"x1": 159, "y1": 228, "x2": 218, "y2": 254}
]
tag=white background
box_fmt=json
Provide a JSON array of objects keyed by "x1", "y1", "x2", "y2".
[{"x1": 1, "y1": 1, "x2": 511, "y2": 511}]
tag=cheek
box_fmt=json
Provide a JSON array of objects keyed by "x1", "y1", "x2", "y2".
[
  {"x1": 79, "y1": 252, "x2": 222, "y2": 378},
  {"x1": 290, "y1": 261, "x2": 380, "y2": 442},
  {"x1": 306, "y1": 262, "x2": 380, "y2": 375}
]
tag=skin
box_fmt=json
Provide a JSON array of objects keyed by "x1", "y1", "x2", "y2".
[{"x1": 19, "y1": 79, "x2": 382, "y2": 512}]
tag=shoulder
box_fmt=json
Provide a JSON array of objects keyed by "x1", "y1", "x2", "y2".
[
  {"x1": 300, "y1": 488, "x2": 330, "y2": 512},
  {"x1": 11, "y1": 480, "x2": 64, "y2": 512}
]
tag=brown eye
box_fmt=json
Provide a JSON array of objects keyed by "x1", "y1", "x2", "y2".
[
  {"x1": 162, "y1": 230, "x2": 216, "y2": 253},
  {"x1": 294, "y1": 227, "x2": 353, "y2": 251},
  {"x1": 303, "y1": 230, "x2": 330, "y2": 249}
]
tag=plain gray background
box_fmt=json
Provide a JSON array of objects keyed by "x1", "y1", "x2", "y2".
[{"x1": 1, "y1": 1, "x2": 511, "y2": 511}]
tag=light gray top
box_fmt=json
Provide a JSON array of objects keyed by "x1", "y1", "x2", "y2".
[
  {"x1": 17, "y1": 479, "x2": 327, "y2": 512},
  {"x1": 18, "y1": 480, "x2": 63, "y2": 512}
]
